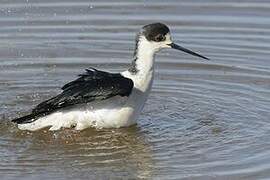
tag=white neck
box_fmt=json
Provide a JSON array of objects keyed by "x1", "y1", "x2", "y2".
[
  {"x1": 137, "y1": 38, "x2": 156, "y2": 74},
  {"x1": 127, "y1": 36, "x2": 159, "y2": 92}
]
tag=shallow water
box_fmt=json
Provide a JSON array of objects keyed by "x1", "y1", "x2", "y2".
[{"x1": 1, "y1": 0, "x2": 270, "y2": 179}]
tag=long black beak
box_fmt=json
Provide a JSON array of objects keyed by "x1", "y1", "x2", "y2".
[{"x1": 168, "y1": 43, "x2": 210, "y2": 60}]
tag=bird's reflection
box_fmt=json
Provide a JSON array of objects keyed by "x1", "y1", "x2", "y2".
[{"x1": 8, "y1": 125, "x2": 154, "y2": 179}]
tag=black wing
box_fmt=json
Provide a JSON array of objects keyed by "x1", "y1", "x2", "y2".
[{"x1": 12, "y1": 68, "x2": 133, "y2": 124}]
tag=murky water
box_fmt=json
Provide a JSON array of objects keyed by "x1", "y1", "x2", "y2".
[{"x1": 1, "y1": 1, "x2": 270, "y2": 179}]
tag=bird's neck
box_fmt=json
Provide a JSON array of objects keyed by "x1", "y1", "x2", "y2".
[
  {"x1": 128, "y1": 36, "x2": 156, "y2": 77},
  {"x1": 128, "y1": 36, "x2": 156, "y2": 91}
]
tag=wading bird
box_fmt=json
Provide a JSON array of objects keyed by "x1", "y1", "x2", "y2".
[{"x1": 12, "y1": 23, "x2": 209, "y2": 131}]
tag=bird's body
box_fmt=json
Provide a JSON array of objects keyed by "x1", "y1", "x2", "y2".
[
  {"x1": 18, "y1": 69, "x2": 153, "y2": 131},
  {"x1": 12, "y1": 23, "x2": 209, "y2": 131}
]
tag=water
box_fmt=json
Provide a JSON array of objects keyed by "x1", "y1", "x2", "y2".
[{"x1": 1, "y1": 0, "x2": 270, "y2": 179}]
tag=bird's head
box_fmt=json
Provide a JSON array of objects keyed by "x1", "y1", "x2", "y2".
[{"x1": 137, "y1": 23, "x2": 209, "y2": 60}]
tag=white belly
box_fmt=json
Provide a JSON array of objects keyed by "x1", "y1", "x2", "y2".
[{"x1": 18, "y1": 92, "x2": 146, "y2": 131}]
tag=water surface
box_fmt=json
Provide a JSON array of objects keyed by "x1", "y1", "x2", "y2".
[{"x1": 1, "y1": 1, "x2": 270, "y2": 179}]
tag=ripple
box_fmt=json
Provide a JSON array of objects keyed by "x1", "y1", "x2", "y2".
[{"x1": 1, "y1": 0, "x2": 270, "y2": 179}]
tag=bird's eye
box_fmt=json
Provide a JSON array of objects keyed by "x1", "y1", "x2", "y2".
[{"x1": 154, "y1": 34, "x2": 166, "y2": 42}]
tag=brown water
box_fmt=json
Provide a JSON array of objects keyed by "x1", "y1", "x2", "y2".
[{"x1": 1, "y1": 1, "x2": 270, "y2": 179}]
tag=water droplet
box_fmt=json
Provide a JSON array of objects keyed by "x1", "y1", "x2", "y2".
[{"x1": 92, "y1": 120, "x2": 97, "y2": 127}]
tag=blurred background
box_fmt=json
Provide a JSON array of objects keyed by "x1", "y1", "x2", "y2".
[{"x1": 0, "y1": 0, "x2": 270, "y2": 179}]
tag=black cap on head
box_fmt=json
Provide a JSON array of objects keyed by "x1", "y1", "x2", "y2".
[
  {"x1": 138, "y1": 22, "x2": 210, "y2": 60},
  {"x1": 141, "y1": 23, "x2": 170, "y2": 42}
]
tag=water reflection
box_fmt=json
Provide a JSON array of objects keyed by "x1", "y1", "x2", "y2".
[
  {"x1": 0, "y1": 122, "x2": 153, "y2": 179},
  {"x1": 1, "y1": 0, "x2": 270, "y2": 179}
]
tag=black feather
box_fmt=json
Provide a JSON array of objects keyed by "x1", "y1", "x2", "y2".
[{"x1": 12, "y1": 68, "x2": 134, "y2": 124}]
